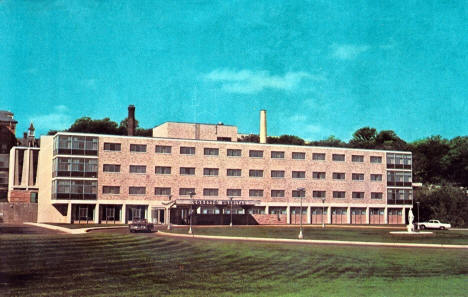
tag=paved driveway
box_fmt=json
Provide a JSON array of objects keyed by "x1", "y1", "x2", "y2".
[{"x1": 0, "y1": 224, "x2": 64, "y2": 234}]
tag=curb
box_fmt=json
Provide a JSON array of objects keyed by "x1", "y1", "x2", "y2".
[
  {"x1": 24, "y1": 222, "x2": 128, "y2": 234},
  {"x1": 157, "y1": 231, "x2": 468, "y2": 249}
]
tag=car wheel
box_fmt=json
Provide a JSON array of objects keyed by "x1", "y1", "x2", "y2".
[
  {"x1": 420, "y1": 225, "x2": 425, "y2": 230},
  {"x1": 440, "y1": 226, "x2": 445, "y2": 230}
]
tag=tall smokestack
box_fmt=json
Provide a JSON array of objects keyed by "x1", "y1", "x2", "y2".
[
  {"x1": 128, "y1": 105, "x2": 135, "y2": 136},
  {"x1": 259, "y1": 109, "x2": 267, "y2": 144}
]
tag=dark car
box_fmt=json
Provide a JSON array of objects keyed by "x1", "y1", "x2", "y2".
[{"x1": 129, "y1": 219, "x2": 154, "y2": 233}]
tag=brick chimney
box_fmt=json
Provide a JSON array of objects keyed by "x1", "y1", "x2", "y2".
[{"x1": 128, "y1": 105, "x2": 136, "y2": 136}]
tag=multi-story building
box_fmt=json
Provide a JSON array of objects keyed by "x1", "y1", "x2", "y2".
[{"x1": 37, "y1": 109, "x2": 413, "y2": 225}]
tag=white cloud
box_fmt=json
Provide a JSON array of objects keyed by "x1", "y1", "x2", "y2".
[
  {"x1": 204, "y1": 69, "x2": 324, "y2": 94},
  {"x1": 331, "y1": 44, "x2": 370, "y2": 60},
  {"x1": 30, "y1": 105, "x2": 72, "y2": 132},
  {"x1": 286, "y1": 114, "x2": 324, "y2": 140}
]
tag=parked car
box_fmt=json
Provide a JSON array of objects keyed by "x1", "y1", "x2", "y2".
[
  {"x1": 129, "y1": 219, "x2": 154, "y2": 233},
  {"x1": 416, "y1": 220, "x2": 451, "y2": 230}
]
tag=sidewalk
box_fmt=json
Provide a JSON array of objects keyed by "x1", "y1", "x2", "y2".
[
  {"x1": 157, "y1": 230, "x2": 468, "y2": 249},
  {"x1": 24, "y1": 222, "x2": 127, "y2": 234}
]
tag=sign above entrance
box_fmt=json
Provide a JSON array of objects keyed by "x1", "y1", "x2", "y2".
[{"x1": 175, "y1": 199, "x2": 260, "y2": 206}]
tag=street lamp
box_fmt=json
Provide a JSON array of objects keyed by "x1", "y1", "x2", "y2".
[
  {"x1": 167, "y1": 195, "x2": 172, "y2": 230},
  {"x1": 321, "y1": 197, "x2": 326, "y2": 228},
  {"x1": 229, "y1": 196, "x2": 234, "y2": 227},
  {"x1": 416, "y1": 201, "x2": 420, "y2": 231},
  {"x1": 188, "y1": 191, "x2": 195, "y2": 234},
  {"x1": 296, "y1": 188, "x2": 305, "y2": 239}
]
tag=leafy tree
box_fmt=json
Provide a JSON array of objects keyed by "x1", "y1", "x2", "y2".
[
  {"x1": 238, "y1": 134, "x2": 259, "y2": 143},
  {"x1": 375, "y1": 130, "x2": 408, "y2": 150},
  {"x1": 349, "y1": 127, "x2": 377, "y2": 148},
  {"x1": 308, "y1": 135, "x2": 347, "y2": 147},
  {"x1": 267, "y1": 135, "x2": 305, "y2": 145},
  {"x1": 445, "y1": 136, "x2": 468, "y2": 186},
  {"x1": 414, "y1": 185, "x2": 468, "y2": 227},
  {"x1": 67, "y1": 117, "x2": 121, "y2": 135},
  {"x1": 410, "y1": 136, "x2": 450, "y2": 184}
]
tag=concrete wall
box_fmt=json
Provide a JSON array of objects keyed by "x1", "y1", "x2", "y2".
[{"x1": 0, "y1": 203, "x2": 37, "y2": 223}]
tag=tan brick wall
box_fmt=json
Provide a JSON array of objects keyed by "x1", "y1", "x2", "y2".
[{"x1": 9, "y1": 190, "x2": 32, "y2": 203}]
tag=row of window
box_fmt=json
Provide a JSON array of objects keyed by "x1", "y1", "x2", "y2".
[
  {"x1": 102, "y1": 186, "x2": 384, "y2": 199},
  {"x1": 104, "y1": 164, "x2": 385, "y2": 181},
  {"x1": 104, "y1": 142, "x2": 386, "y2": 163},
  {"x1": 387, "y1": 153, "x2": 412, "y2": 169},
  {"x1": 52, "y1": 180, "x2": 97, "y2": 199},
  {"x1": 54, "y1": 136, "x2": 98, "y2": 156},
  {"x1": 53, "y1": 158, "x2": 98, "y2": 177}
]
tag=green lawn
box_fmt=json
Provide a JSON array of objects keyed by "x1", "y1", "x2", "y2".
[
  {"x1": 1, "y1": 232, "x2": 467, "y2": 296},
  {"x1": 167, "y1": 226, "x2": 468, "y2": 245}
]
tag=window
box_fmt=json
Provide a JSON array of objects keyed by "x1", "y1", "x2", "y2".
[
  {"x1": 53, "y1": 158, "x2": 98, "y2": 178},
  {"x1": 155, "y1": 187, "x2": 171, "y2": 195},
  {"x1": 155, "y1": 166, "x2": 171, "y2": 175},
  {"x1": 104, "y1": 142, "x2": 121, "y2": 151},
  {"x1": 333, "y1": 191, "x2": 345, "y2": 199},
  {"x1": 332, "y1": 154, "x2": 345, "y2": 161},
  {"x1": 313, "y1": 191, "x2": 326, "y2": 198},
  {"x1": 227, "y1": 149, "x2": 241, "y2": 157},
  {"x1": 103, "y1": 186, "x2": 120, "y2": 194},
  {"x1": 227, "y1": 189, "x2": 241, "y2": 196},
  {"x1": 292, "y1": 171, "x2": 305, "y2": 179},
  {"x1": 352, "y1": 155, "x2": 364, "y2": 162},
  {"x1": 249, "y1": 170, "x2": 263, "y2": 178},
  {"x1": 180, "y1": 146, "x2": 195, "y2": 155},
  {"x1": 249, "y1": 150, "x2": 263, "y2": 158},
  {"x1": 352, "y1": 173, "x2": 364, "y2": 181},
  {"x1": 332, "y1": 172, "x2": 345, "y2": 180},
  {"x1": 52, "y1": 180, "x2": 97, "y2": 200},
  {"x1": 180, "y1": 167, "x2": 195, "y2": 175},
  {"x1": 203, "y1": 168, "x2": 219, "y2": 176},
  {"x1": 203, "y1": 188, "x2": 219, "y2": 196},
  {"x1": 387, "y1": 171, "x2": 412, "y2": 186},
  {"x1": 54, "y1": 135, "x2": 98, "y2": 156},
  {"x1": 249, "y1": 189, "x2": 263, "y2": 197},
  {"x1": 292, "y1": 190, "x2": 306, "y2": 198},
  {"x1": 271, "y1": 151, "x2": 285, "y2": 159},
  {"x1": 271, "y1": 190, "x2": 285, "y2": 198},
  {"x1": 271, "y1": 170, "x2": 285, "y2": 178},
  {"x1": 370, "y1": 174, "x2": 382, "y2": 181},
  {"x1": 130, "y1": 144, "x2": 147, "y2": 153},
  {"x1": 312, "y1": 153, "x2": 325, "y2": 160},
  {"x1": 370, "y1": 156, "x2": 382, "y2": 163},
  {"x1": 130, "y1": 165, "x2": 146, "y2": 174},
  {"x1": 292, "y1": 152, "x2": 306, "y2": 160},
  {"x1": 352, "y1": 192, "x2": 364, "y2": 199},
  {"x1": 103, "y1": 164, "x2": 120, "y2": 173},
  {"x1": 313, "y1": 172, "x2": 326, "y2": 180},
  {"x1": 387, "y1": 189, "x2": 413, "y2": 203},
  {"x1": 227, "y1": 169, "x2": 242, "y2": 177},
  {"x1": 179, "y1": 188, "x2": 195, "y2": 196},
  {"x1": 204, "y1": 148, "x2": 219, "y2": 156},
  {"x1": 371, "y1": 192, "x2": 383, "y2": 199},
  {"x1": 129, "y1": 186, "x2": 146, "y2": 195},
  {"x1": 155, "y1": 145, "x2": 171, "y2": 154},
  {"x1": 387, "y1": 153, "x2": 412, "y2": 169}
]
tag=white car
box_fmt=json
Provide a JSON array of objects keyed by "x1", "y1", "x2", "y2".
[{"x1": 417, "y1": 220, "x2": 451, "y2": 230}]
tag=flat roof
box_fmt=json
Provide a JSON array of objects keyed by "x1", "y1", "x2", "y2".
[
  {"x1": 48, "y1": 132, "x2": 412, "y2": 154},
  {"x1": 154, "y1": 121, "x2": 236, "y2": 128}
]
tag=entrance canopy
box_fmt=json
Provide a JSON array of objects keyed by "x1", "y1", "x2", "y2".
[{"x1": 175, "y1": 199, "x2": 260, "y2": 207}]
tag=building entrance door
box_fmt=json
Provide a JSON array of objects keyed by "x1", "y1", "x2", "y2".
[{"x1": 151, "y1": 208, "x2": 165, "y2": 224}]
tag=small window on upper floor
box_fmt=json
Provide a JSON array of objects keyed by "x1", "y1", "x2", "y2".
[
  {"x1": 271, "y1": 151, "x2": 285, "y2": 159},
  {"x1": 204, "y1": 148, "x2": 219, "y2": 156},
  {"x1": 370, "y1": 156, "x2": 382, "y2": 163},
  {"x1": 249, "y1": 150, "x2": 263, "y2": 158},
  {"x1": 332, "y1": 154, "x2": 345, "y2": 161},
  {"x1": 312, "y1": 153, "x2": 326, "y2": 160},
  {"x1": 180, "y1": 146, "x2": 195, "y2": 155},
  {"x1": 130, "y1": 144, "x2": 147, "y2": 153},
  {"x1": 227, "y1": 149, "x2": 241, "y2": 157},
  {"x1": 155, "y1": 145, "x2": 171, "y2": 154},
  {"x1": 104, "y1": 142, "x2": 121, "y2": 152},
  {"x1": 352, "y1": 155, "x2": 364, "y2": 162},
  {"x1": 292, "y1": 152, "x2": 306, "y2": 160}
]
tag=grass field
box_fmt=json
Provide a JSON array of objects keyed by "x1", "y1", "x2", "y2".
[
  {"x1": 1, "y1": 232, "x2": 467, "y2": 296},
  {"x1": 166, "y1": 226, "x2": 468, "y2": 245}
]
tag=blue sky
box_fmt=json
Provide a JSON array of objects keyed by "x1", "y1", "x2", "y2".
[{"x1": 1, "y1": 0, "x2": 467, "y2": 141}]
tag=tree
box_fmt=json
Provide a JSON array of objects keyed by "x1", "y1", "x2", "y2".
[
  {"x1": 375, "y1": 130, "x2": 408, "y2": 150},
  {"x1": 308, "y1": 135, "x2": 347, "y2": 147},
  {"x1": 67, "y1": 117, "x2": 121, "y2": 135},
  {"x1": 238, "y1": 134, "x2": 259, "y2": 143},
  {"x1": 349, "y1": 127, "x2": 377, "y2": 148},
  {"x1": 267, "y1": 135, "x2": 305, "y2": 145},
  {"x1": 414, "y1": 185, "x2": 468, "y2": 227},
  {"x1": 445, "y1": 136, "x2": 468, "y2": 187},
  {"x1": 410, "y1": 136, "x2": 450, "y2": 184}
]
